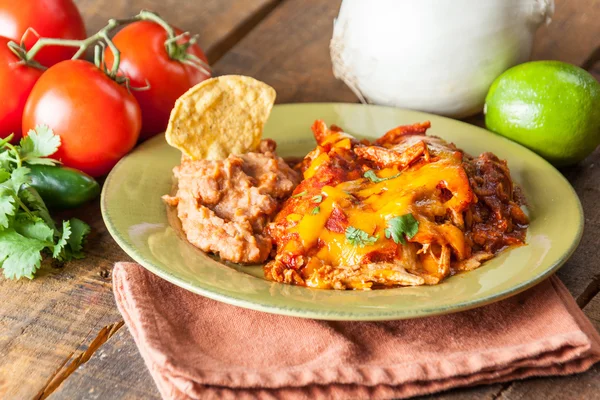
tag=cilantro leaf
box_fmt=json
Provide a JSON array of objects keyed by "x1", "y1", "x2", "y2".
[
  {"x1": 65, "y1": 218, "x2": 91, "y2": 258},
  {"x1": 311, "y1": 194, "x2": 323, "y2": 203},
  {"x1": 384, "y1": 213, "x2": 419, "y2": 245},
  {"x1": 345, "y1": 226, "x2": 378, "y2": 247},
  {"x1": 14, "y1": 215, "x2": 54, "y2": 243},
  {"x1": 0, "y1": 194, "x2": 16, "y2": 229},
  {"x1": 0, "y1": 229, "x2": 46, "y2": 279},
  {"x1": 6, "y1": 166, "x2": 30, "y2": 193},
  {"x1": 19, "y1": 187, "x2": 56, "y2": 230},
  {"x1": 364, "y1": 169, "x2": 401, "y2": 184},
  {"x1": 0, "y1": 152, "x2": 13, "y2": 170},
  {"x1": 291, "y1": 190, "x2": 308, "y2": 198},
  {"x1": 20, "y1": 125, "x2": 61, "y2": 165},
  {"x1": 0, "y1": 168, "x2": 10, "y2": 183},
  {"x1": 53, "y1": 220, "x2": 71, "y2": 259}
]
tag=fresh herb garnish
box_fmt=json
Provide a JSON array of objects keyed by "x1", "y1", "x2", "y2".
[
  {"x1": 17, "y1": 126, "x2": 62, "y2": 165},
  {"x1": 311, "y1": 194, "x2": 323, "y2": 203},
  {"x1": 364, "y1": 169, "x2": 401, "y2": 183},
  {"x1": 384, "y1": 213, "x2": 419, "y2": 245},
  {"x1": 0, "y1": 127, "x2": 91, "y2": 279},
  {"x1": 291, "y1": 190, "x2": 307, "y2": 198},
  {"x1": 311, "y1": 206, "x2": 320, "y2": 215},
  {"x1": 345, "y1": 226, "x2": 378, "y2": 247}
]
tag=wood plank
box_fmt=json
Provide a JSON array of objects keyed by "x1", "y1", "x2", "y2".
[
  {"x1": 0, "y1": 2, "x2": 281, "y2": 399},
  {"x1": 586, "y1": 44, "x2": 600, "y2": 86},
  {"x1": 74, "y1": 0, "x2": 280, "y2": 63},
  {"x1": 417, "y1": 385, "x2": 503, "y2": 400},
  {"x1": 50, "y1": 328, "x2": 160, "y2": 400},
  {"x1": 531, "y1": 0, "x2": 600, "y2": 66},
  {"x1": 212, "y1": 0, "x2": 356, "y2": 103},
  {"x1": 497, "y1": 365, "x2": 600, "y2": 400},
  {"x1": 555, "y1": 149, "x2": 600, "y2": 303},
  {"x1": 0, "y1": 198, "x2": 127, "y2": 400},
  {"x1": 586, "y1": 291, "x2": 600, "y2": 328}
]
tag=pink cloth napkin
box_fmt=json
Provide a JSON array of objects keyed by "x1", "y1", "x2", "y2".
[{"x1": 113, "y1": 262, "x2": 600, "y2": 400}]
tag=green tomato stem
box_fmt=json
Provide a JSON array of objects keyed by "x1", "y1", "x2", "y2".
[
  {"x1": 139, "y1": 10, "x2": 211, "y2": 75},
  {"x1": 4, "y1": 143, "x2": 22, "y2": 168},
  {"x1": 137, "y1": 10, "x2": 178, "y2": 57},
  {"x1": 93, "y1": 43, "x2": 102, "y2": 67},
  {"x1": 0, "y1": 134, "x2": 14, "y2": 148},
  {"x1": 10, "y1": 9, "x2": 210, "y2": 79},
  {"x1": 23, "y1": 16, "x2": 128, "y2": 70},
  {"x1": 99, "y1": 31, "x2": 120, "y2": 77}
]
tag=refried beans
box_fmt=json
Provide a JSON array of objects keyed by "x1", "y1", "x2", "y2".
[{"x1": 163, "y1": 139, "x2": 300, "y2": 264}]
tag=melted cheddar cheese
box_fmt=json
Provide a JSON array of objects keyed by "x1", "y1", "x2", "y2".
[{"x1": 264, "y1": 120, "x2": 526, "y2": 290}]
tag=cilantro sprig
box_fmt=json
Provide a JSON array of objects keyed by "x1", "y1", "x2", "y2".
[
  {"x1": 384, "y1": 213, "x2": 419, "y2": 245},
  {"x1": 345, "y1": 226, "x2": 378, "y2": 247},
  {"x1": 291, "y1": 190, "x2": 308, "y2": 198},
  {"x1": 364, "y1": 169, "x2": 401, "y2": 184},
  {"x1": 0, "y1": 127, "x2": 90, "y2": 280}
]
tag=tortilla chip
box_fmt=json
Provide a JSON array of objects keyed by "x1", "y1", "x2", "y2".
[{"x1": 165, "y1": 75, "x2": 276, "y2": 160}]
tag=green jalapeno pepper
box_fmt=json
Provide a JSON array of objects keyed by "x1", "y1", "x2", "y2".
[{"x1": 28, "y1": 164, "x2": 100, "y2": 209}]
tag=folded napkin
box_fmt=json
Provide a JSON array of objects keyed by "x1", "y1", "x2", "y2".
[{"x1": 113, "y1": 262, "x2": 600, "y2": 400}]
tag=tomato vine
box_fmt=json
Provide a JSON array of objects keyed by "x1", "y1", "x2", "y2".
[{"x1": 5, "y1": 10, "x2": 211, "y2": 79}]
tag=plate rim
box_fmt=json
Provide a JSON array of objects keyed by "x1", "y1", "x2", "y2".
[{"x1": 101, "y1": 102, "x2": 584, "y2": 321}]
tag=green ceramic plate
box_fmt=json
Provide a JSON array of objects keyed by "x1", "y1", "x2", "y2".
[{"x1": 101, "y1": 103, "x2": 583, "y2": 321}]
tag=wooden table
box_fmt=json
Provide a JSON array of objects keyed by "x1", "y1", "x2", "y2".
[{"x1": 1, "y1": 1, "x2": 599, "y2": 398}]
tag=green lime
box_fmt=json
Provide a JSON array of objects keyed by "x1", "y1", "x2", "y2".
[{"x1": 484, "y1": 61, "x2": 600, "y2": 167}]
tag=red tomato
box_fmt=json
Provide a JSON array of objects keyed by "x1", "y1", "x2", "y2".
[
  {"x1": 0, "y1": 37, "x2": 43, "y2": 141},
  {"x1": 22, "y1": 60, "x2": 141, "y2": 177},
  {"x1": 105, "y1": 21, "x2": 210, "y2": 139},
  {"x1": 0, "y1": 0, "x2": 86, "y2": 67}
]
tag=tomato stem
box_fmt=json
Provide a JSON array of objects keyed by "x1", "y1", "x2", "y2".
[
  {"x1": 7, "y1": 9, "x2": 211, "y2": 78},
  {"x1": 4, "y1": 142, "x2": 22, "y2": 168},
  {"x1": 21, "y1": 16, "x2": 129, "y2": 72},
  {"x1": 6, "y1": 41, "x2": 45, "y2": 70},
  {"x1": 93, "y1": 43, "x2": 102, "y2": 67},
  {"x1": 139, "y1": 10, "x2": 211, "y2": 76},
  {"x1": 99, "y1": 31, "x2": 120, "y2": 77},
  {"x1": 137, "y1": 10, "x2": 177, "y2": 56}
]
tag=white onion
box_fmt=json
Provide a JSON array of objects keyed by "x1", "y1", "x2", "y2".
[{"x1": 330, "y1": 0, "x2": 554, "y2": 118}]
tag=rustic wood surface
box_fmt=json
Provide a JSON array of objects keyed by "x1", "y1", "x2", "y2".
[{"x1": 0, "y1": 0, "x2": 598, "y2": 399}]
